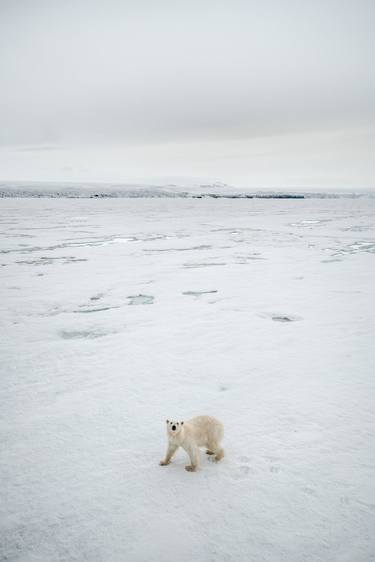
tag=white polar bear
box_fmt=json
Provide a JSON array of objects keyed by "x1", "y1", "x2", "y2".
[{"x1": 159, "y1": 416, "x2": 224, "y2": 472}]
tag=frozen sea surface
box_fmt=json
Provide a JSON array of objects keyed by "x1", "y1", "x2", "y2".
[{"x1": 1, "y1": 198, "x2": 375, "y2": 562}]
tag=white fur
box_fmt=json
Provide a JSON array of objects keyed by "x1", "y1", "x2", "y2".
[{"x1": 159, "y1": 416, "x2": 224, "y2": 472}]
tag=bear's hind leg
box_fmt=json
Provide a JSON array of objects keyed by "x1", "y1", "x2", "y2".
[
  {"x1": 214, "y1": 448, "x2": 224, "y2": 462},
  {"x1": 207, "y1": 442, "x2": 224, "y2": 462}
]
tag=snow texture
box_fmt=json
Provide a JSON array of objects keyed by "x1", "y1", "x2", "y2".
[{"x1": 1, "y1": 197, "x2": 375, "y2": 562}]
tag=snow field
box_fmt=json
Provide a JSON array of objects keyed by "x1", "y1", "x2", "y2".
[{"x1": 1, "y1": 197, "x2": 375, "y2": 561}]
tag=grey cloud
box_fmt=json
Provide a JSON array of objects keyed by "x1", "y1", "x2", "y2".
[
  {"x1": 1, "y1": 0, "x2": 374, "y2": 146},
  {"x1": 0, "y1": 0, "x2": 374, "y2": 187}
]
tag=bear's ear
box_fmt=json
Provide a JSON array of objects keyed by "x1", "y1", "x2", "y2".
[
  {"x1": 181, "y1": 421, "x2": 184, "y2": 425},
  {"x1": 166, "y1": 419, "x2": 169, "y2": 424}
]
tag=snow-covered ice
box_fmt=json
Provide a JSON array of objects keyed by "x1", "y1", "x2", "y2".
[{"x1": 1, "y1": 197, "x2": 375, "y2": 561}]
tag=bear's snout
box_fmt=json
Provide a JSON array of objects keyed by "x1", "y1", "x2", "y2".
[{"x1": 171, "y1": 425, "x2": 176, "y2": 431}]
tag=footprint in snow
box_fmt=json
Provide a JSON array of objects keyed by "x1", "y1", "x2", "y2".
[
  {"x1": 303, "y1": 487, "x2": 318, "y2": 497},
  {"x1": 233, "y1": 456, "x2": 254, "y2": 480},
  {"x1": 239, "y1": 465, "x2": 251, "y2": 476}
]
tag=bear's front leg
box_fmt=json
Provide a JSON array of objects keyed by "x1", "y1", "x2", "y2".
[
  {"x1": 185, "y1": 445, "x2": 199, "y2": 472},
  {"x1": 160, "y1": 443, "x2": 179, "y2": 466}
]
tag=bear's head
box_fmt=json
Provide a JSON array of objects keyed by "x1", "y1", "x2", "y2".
[{"x1": 166, "y1": 419, "x2": 184, "y2": 437}]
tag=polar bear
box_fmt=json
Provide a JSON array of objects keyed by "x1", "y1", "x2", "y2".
[{"x1": 159, "y1": 416, "x2": 224, "y2": 472}]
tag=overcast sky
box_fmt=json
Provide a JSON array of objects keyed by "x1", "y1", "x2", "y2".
[{"x1": 0, "y1": 0, "x2": 374, "y2": 188}]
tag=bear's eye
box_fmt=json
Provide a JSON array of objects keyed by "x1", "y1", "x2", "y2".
[{"x1": 177, "y1": 422, "x2": 179, "y2": 425}]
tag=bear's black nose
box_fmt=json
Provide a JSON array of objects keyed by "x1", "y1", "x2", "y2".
[{"x1": 172, "y1": 425, "x2": 176, "y2": 431}]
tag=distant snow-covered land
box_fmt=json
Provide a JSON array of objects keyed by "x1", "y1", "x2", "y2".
[
  {"x1": 1, "y1": 180, "x2": 373, "y2": 199},
  {"x1": 1, "y1": 197, "x2": 374, "y2": 561}
]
